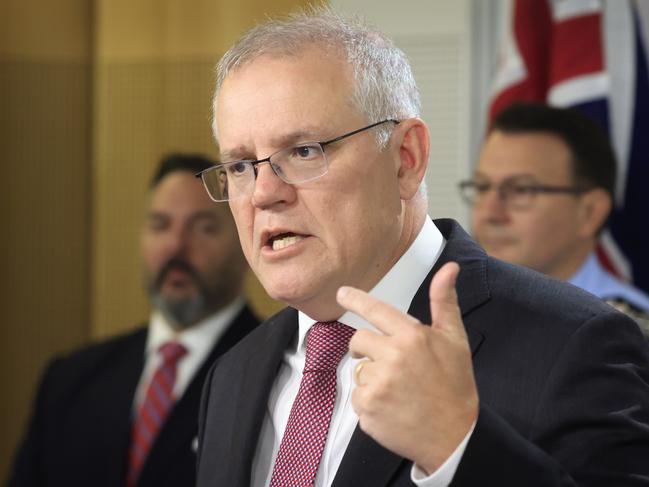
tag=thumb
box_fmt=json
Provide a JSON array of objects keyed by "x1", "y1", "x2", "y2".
[{"x1": 429, "y1": 262, "x2": 462, "y2": 333}]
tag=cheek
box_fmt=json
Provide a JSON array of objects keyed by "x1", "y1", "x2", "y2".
[
  {"x1": 472, "y1": 208, "x2": 489, "y2": 234},
  {"x1": 509, "y1": 212, "x2": 539, "y2": 237},
  {"x1": 140, "y1": 238, "x2": 162, "y2": 270},
  {"x1": 533, "y1": 203, "x2": 575, "y2": 231},
  {"x1": 229, "y1": 205, "x2": 254, "y2": 254},
  {"x1": 194, "y1": 235, "x2": 243, "y2": 272},
  {"x1": 324, "y1": 195, "x2": 389, "y2": 264},
  {"x1": 513, "y1": 207, "x2": 572, "y2": 252},
  {"x1": 317, "y1": 196, "x2": 359, "y2": 244},
  {"x1": 511, "y1": 202, "x2": 556, "y2": 231},
  {"x1": 206, "y1": 247, "x2": 238, "y2": 275}
]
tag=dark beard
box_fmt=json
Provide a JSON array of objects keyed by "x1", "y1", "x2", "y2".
[
  {"x1": 148, "y1": 258, "x2": 212, "y2": 328},
  {"x1": 150, "y1": 292, "x2": 207, "y2": 329}
]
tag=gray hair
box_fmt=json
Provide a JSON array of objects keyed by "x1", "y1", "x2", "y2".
[{"x1": 212, "y1": 6, "x2": 421, "y2": 148}]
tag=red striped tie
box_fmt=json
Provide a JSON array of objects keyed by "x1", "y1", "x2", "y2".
[
  {"x1": 269, "y1": 321, "x2": 355, "y2": 487},
  {"x1": 126, "y1": 341, "x2": 187, "y2": 487}
]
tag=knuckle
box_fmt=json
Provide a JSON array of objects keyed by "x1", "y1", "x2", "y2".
[
  {"x1": 383, "y1": 345, "x2": 403, "y2": 367},
  {"x1": 376, "y1": 377, "x2": 393, "y2": 397},
  {"x1": 401, "y1": 324, "x2": 428, "y2": 350},
  {"x1": 361, "y1": 303, "x2": 381, "y2": 323},
  {"x1": 353, "y1": 328, "x2": 372, "y2": 342},
  {"x1": 367, "y1": 374, "x2": 392, "y2": 400}
]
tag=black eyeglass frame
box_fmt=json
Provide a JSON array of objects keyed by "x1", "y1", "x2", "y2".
[
  {"x1": 195, "y1": 119, "x2": 399, "y2": 200},
  {"x1": 458, "y1": 179, "x2": 593, "y2": 208}
]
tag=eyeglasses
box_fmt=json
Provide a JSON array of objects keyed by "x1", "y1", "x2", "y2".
[
  {"x1": 458, "y1": 176, "x2": 592, "y2": 210},
  {"x1": 196, "y1": 119, "x2": 399, "y2": 202}
]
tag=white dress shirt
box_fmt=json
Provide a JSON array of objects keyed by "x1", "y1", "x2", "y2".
[
  {"x1": 133, "y1": 297, "x2": 246, "y2": 411},
  {"x1": 251, "y1": 217, "x2": 474, "y2": 487}
]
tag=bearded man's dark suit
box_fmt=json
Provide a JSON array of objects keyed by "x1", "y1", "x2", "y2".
[
  {"x1": 196, "y1": 220, "x2": 649, "y2": 486},
  {"x1": 7, "y1": 306, "x2": 259, "y2": 487}
]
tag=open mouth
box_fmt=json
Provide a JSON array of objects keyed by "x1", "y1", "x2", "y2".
[{"x1": 267, "y1": 232, "x2": 306, "y2": 251}]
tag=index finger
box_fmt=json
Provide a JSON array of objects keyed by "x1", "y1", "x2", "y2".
[
  {"x1": 336, "y1": 286, "x2": 420, "y2": 336},
  {"x1": 429, "y1": 261, "x2": 463, "y2": 333}
]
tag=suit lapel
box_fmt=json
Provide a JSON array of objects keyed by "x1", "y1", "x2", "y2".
[
  {"x1": 98, "y1": 328, "x2": 147, "y2": 486},
  {"x1": 333, "y1": 219, "x2": 489, "y2": 486},
  {"x1": 139, "y1": 306, "x2": 260, "y2": 487},
  {"x1": 412, "y1": 219, "x2": 489, "y2": 355},
  {"x1": 227, "y1": 308, "x2": 298, "y2": 485}
]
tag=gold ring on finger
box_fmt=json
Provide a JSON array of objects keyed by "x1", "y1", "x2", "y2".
[{"x1": 354, "y1": 359, "x2": 370, "y2": 384}]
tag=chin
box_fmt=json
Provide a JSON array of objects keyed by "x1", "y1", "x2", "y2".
[
  {"x1": 259, "y1": 272, "x2": 320, "y2": 308},
  {"x1": 161, "y1": 291, "x2": 197, "y2": 302},
  {"x1": 481, "y1": 242, "x2": 513, "y2": 259},
  {"x1": 264, "y1": 281, "x2": 309, "y2": 306}
]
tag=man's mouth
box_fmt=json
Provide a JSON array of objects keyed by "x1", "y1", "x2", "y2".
[
  {"x1": 478, "y1": 234, "x2": 517, "y2": 253},
  {"x1": 268, "y1": 232, "x2": 306, "y2": 251},
  {"x1": 154, "y1": 259, "x2": 201, "y2": 291},
  {"x1": 165, "y1": 268, "x2": 192, "y2": 285}
]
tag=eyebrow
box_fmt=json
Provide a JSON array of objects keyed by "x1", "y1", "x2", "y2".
[
  {"x1": 220, "y1": 125, "x2": 329, "y2": 162},
  {"x1": 474, "y1": 171, "x2": 538, "y2": 181},
  {"x1": 146, "y1": 210, "x2": 219, "y2": 221}
]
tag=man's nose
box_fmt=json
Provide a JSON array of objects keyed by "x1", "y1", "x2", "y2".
[
  {"x1": 163, "y1": 226, "x2": 191, "y2": 257},
  {"x1": 475, "y1": 186, "x2": 510, "y2": 222},
  {"x1": 251, "y1": 163, "x2": 296, "y2": 208}
]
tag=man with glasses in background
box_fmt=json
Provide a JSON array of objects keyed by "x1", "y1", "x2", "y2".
[
  {"x1": 195, "y1": 8, "x2": 649, "y2": 487},
  {"x1": 461, "y1": 102, "x2": 649, "y2": 335}
]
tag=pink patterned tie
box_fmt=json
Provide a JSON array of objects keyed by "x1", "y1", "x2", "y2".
[
  {"x1": 269, "y1": 321, "x2": 355, "y2": 487},
  {"x1": 126, "y1": 341, "x2": 188, "y2": 487}
]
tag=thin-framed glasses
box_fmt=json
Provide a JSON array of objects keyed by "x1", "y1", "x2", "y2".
[
  {"x1": 196, "y1": 119, "x2": 399, "y2": 202},
  {"x1": 458, "y1": 175, "x2": 592, "y2": 210}
]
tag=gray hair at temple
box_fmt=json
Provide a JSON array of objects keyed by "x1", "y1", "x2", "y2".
[{"x1": 211, "y1": 6, "x2": 421, "y2": 149}]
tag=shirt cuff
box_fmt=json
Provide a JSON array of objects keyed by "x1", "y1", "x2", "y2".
[{"x1": 410, "y1": 421, "x2": 476, "y2": 487}]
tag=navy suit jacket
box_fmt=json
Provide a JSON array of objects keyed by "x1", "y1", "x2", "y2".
[
  {"x1": 7, "y1": 306, "x2": 259, "y2": 487},
  {"x1": 196, "y1": 220, "x2": 649, "y2": 486}
]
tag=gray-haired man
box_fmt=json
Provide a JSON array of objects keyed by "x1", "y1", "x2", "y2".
[{"x1": 195, "y1": 8, "x2": 649, "y2": 487}]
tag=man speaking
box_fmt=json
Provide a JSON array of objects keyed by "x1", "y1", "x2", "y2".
[{"x1": 195, "y1": 8, "x2": 649, "y2": 486}]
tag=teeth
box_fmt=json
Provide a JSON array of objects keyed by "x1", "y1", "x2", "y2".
[{"x1": 272, "y1": 235, "x2": 304, "y2": 250}]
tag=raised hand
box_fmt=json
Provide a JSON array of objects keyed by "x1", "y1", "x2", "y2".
[{"x1": 336, "y1": 262, "x2": 478, "y2": 474}]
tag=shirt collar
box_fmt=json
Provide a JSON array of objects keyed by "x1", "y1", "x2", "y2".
[
  {"x1": 146, "y1": 296, "x2": 246, "y2": 359},
  {"x1": 296, "y1": 216, "x2": 445, "y2": 353},
  {"x1": 567, "y1": 252, "x2": 599, "y2": 291}
]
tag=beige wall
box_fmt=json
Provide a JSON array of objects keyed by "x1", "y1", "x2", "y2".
[
  {"x1": 91, "y1": 0, "x2": 306, "y2": 338},
  {"x1": 0, "y1": 0, "x2": 93, "y2": 479},
  {"x1": 1, "y1": 0, "x2": 308, "y2": 482}
]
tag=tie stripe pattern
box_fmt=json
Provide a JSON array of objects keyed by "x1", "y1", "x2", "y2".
[
  {"x1": 269, "y1": 321, "x2": 355, "y2": 487},
  {"x1": 126, "y1": 341, "x2": 187, "y2": 487}
]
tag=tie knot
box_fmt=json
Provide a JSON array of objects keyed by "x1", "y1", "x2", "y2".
[
  {"x1": 158, "y1": 341, "x2": 188, "y2": 364},
  {"x1": 304, "y1": 321, "x2": 355, "y2": 372}
]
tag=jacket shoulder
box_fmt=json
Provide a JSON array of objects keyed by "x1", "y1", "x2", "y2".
[
  {"x1": 485, "y1": 256, "x2": 617, "y2": 322},
  {"x1": 49, "y1": 326, "x2": 146, "y2": 372},
  {"x1": 36, "y1": 326, "x2": 147, "y2": 406}
]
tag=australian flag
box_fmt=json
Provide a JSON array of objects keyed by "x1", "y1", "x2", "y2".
[{"x1": 489, "y1": 0, "x2": 649, "y2": 294}]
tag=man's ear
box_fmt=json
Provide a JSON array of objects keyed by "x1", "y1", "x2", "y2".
[
  {"x1": 394, "y1": 118, "x2": 430, "y2": 200},
  {"x1": 577, "y1": 188, "x2": 612, "y2": 238}
]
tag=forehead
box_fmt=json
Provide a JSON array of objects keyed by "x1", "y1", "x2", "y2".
[
  {"x1": 149, "y1": 171, "x2": 217, "y2": 213},
  {"x1": 477, "y1": 130, "x2": 573, "y2": 181},
  {"x1": 216, "y1": 49, "x2": 361, "y2": 154}
]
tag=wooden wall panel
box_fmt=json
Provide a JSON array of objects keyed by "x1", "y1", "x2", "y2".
[
  {"x1": 91, "y1": 0, "x2": 310, "y2": 339},
  {"x1": 92, "y1": 60, "x2": 285, "y2": 334},
  {"x1": 1, "y1": 0, "x2": 314, "y2": 482},
  {"x1": 0, "y1": 59, "x2": 91, "y2": 487},
  {"x1": 0, "y1": 0, "x2": 93, "y2": 480}
]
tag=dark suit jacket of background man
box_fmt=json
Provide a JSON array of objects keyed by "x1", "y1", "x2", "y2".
[
  {"x1": 7, "y1": 306, "x2": 259, "y2": 487},
  {"x1": 196, "y1": 220, "x2": 649, "y2": 487}
]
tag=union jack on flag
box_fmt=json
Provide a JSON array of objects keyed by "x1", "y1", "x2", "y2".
[{"x1": 489, "y1": 0, "x2": 649, "y2": 294}]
